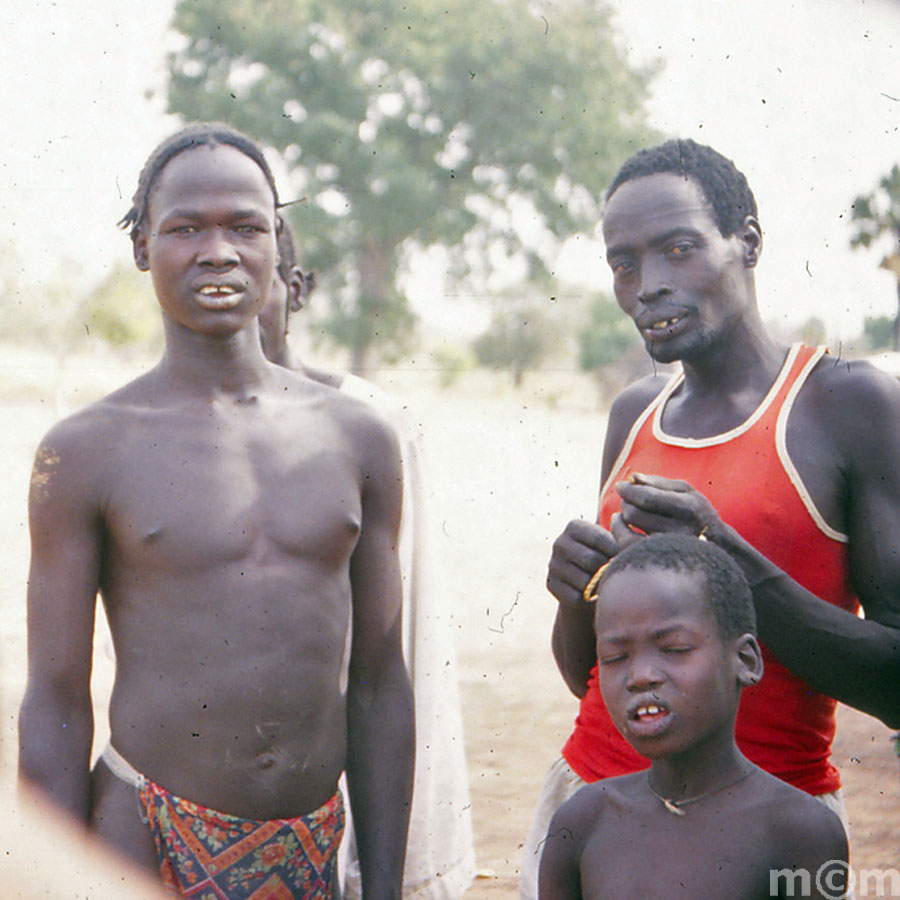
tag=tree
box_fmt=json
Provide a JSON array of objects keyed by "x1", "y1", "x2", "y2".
[
  {"x1": 578, "y1": 293, "x2": 639, "y2": 372},
  {"x1": 472, "y1": 294, "x2": 553, "y2": 387},
  {"x1": 165, "y1": 0, "x2": 658, "y2": 373},
  {"x1": 79, "y1": 261, "x2": 163, "y2": 353},
  {"x1": 577, "y1": 292, "x2": 641, "y2": 405},
  {"x1": 850, "y1": 165, "x2": 900, "y2": 350}
]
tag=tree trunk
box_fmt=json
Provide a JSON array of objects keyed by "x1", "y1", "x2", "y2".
[{"x1": 351, "y1": 238, "x2": 394, "y2": 378}]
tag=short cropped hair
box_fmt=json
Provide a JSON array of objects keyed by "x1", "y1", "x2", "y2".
[
  {"x1": 598, "y1": 534, "x2": 756, "y2": 640},
  {"x1": 606, "y1": 139, "x2": 758, "y2": 238},
  {"x1": 119, "y1": 122, "x2": 281, "y2": 242}
]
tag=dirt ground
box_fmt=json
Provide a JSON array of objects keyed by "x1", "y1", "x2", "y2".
[{"x1": 0, "y1": 349, "x2": 897, "y2": 897}]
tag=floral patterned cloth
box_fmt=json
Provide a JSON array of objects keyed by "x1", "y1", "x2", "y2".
[{"x1": 138, "y1": 779, "x2": 344, "y2": 899}]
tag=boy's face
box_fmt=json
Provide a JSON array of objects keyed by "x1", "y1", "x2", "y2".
[
  {"x1": 134, "y1": 144, "x2": 278, "y2": 337},
  {"x1": 595, "y1": 564, "x2": 748, "y2": 760}
]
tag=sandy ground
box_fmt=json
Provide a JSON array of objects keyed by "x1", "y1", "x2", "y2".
[{"x1": 0, "y1": 347, "x2": 897, "y2": 896}]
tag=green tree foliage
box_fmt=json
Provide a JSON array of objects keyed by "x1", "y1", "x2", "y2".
[
  {"x1": 0, "y1": 243, "x2": 84, "y2": 351},
  {"x1": 473, "y1": 295, "x2": 553, "y2": 387},
  {"x1": 79, "y1": 261, "x2": 163, "y2": 353},
  {"x1": 165, "y1": 0, "x2": 657, "y2": 372},
  {"x1": 578, "y1": 293, "x2": 638, "y2": 373},
  {"x1": 863, "y1": 315, "x2": 895, "y2": 352},
  {"x1": 850, "y1": 165, "x2": 900, "y2": 350},
  {"x1": 796, "y1": 315, "x2": 826, "y2": 348}
]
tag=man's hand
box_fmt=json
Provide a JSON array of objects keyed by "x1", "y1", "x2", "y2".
[
  {"x1": 547, "y1": 519, "x2": 628, "y2": 608},
  {"x1": 616, "y1": 472, "x2": 725, "y2": 541}
]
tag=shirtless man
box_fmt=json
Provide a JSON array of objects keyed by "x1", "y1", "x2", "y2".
[
  {"x1": 19, "y1": 122, "x2": 414, "y2": 899},
  {"x1": 521, "y1": 138, "x2": 900, "y2": 897},
  {"x1": 539, "y1": 534, "x2": 847, "y2": 900}
]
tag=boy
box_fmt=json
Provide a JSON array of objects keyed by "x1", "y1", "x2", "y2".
[
  {"x1": 19, "y1": 122, "x2": 413, "y2": 899},
  {"x1": 539, "y1": 534, "x2": 847, "y2": 900}
]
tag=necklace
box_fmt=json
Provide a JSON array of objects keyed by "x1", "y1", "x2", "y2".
[{"x1": 647, "y1": 767, "x2": 756, "y2": 816}]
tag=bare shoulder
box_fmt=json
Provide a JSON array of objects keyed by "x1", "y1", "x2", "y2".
[
  {"x1": 549, "y1": 772, "x2": 641, "y2": 836},
  {"x1": 754, "y1": 771, "x2": 847, "y2": 858},
  {"x1": 338, "y1": 373, "x2": 415, "y2": 438},
  {"x1": 603, "y1": 373, "x2": 672, "y2": 471},
  {"x1": 286, "y1": 370, "x2": 402, "y2": 477},
  {"x1": 804, "y1": 354, "x2": 900, "y2": 427},
  {"x1": 31, "y1": 374, "x2": 159, "y2": 496}
]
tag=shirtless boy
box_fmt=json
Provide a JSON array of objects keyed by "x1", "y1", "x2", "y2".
[
  {"x1": 522, "y1": 139, "x2": 900, "y2": 898},
  {"x1": 18, "y1": 122, "x2": 414, "y2": 899},
  {"x1": 539, "y1": 534, "x2": 848, "y2": 900},
  {"x1": 258, "y1": 222, "x2": 477, "y2": 900}
]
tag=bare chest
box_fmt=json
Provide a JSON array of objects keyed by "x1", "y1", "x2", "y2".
[
  {"x1": 581, "y1": 818, "x2": 775, "y2": 900},
  {"x1": 101, "y1": 404, "x2": 363, "y2": 572}
]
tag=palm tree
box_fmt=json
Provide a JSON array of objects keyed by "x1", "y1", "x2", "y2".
[{"x1": 850, "y1": 165, "x2": 900, "y2": 350}]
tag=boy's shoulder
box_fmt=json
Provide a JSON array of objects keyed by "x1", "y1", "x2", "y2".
[
  {"x1": 551, "y1": 771, "x2": 646, "y2": 833},
  {"x1": 748, "y1": 769, "x2": 848, "y2": 859}
]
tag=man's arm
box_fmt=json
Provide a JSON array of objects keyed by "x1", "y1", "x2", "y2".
[
  {"x1": 18, "y1": 423, "x2": 102, "y2": 822},
  {"x1": 613, "y1": 364, "x2": 900, "y2": 726},
  {"x1": 548, "y1": 378, "x2": 666, "y2": 696},
  {"x1": 345, "y1": 413, "x2": 414, "y2": 900}
]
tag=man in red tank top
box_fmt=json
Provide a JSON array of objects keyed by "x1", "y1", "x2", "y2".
[{"x1": 520, "y1": 139, "x2": 900, "y2": 899}]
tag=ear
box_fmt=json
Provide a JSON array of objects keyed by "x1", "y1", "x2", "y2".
[
  {"x1": 286, "y1": 266, "x2": 305, "y2": 312},
  {"x1": 738, "y1": 216, "x2": 762, "y2": 269},
  {"x1": 291, "y1": 267, "x2": 315, "y2": 311},
  {"x1": 733, "y1": 633, "x2": 764, "y2": 687},
  {"x1": 133, "y1": 227, "x2": 150, "y2": 272}
]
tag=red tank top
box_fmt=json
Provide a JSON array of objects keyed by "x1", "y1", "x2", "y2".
[{"x1": 562, "y1": 344, "x2": 859, "y2": 795}]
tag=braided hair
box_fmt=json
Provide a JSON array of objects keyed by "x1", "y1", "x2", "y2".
[{"x1": 119, "y1": 122, "x2": 281, "y2": 242}]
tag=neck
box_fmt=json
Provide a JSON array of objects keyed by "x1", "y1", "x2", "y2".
[
  {"x1": 679, "y1": 316, "x2": 787, "y2": 400},
  {"x1": 158, "y1": 316, "x2": 274, "y2": 399},
  {"x1": 647, "y1": 736, "x2": 748, "y2": 801}
]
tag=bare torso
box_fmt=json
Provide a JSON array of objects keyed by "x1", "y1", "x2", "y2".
[
  {"x1": 548, "y1": 770, "x2": 845, "y2": 900},
  {"x1": 75, "y1": 365, "x2": 384, "y2": 858}
]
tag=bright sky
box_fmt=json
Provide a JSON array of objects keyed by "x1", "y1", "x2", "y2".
[{"x1": 2, "y1": 0, "x2": 899, "y2": 341}]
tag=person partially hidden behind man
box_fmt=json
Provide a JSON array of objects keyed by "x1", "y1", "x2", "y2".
[
  {"x1": 19, "y1": 122, "x2": 414, "y2": 900},
  {"x1": 539, "y1": 534, "x2": 847, "y2": 900},
  {"x1": 521, "y1": 138, "x2": 900, "y2": 897},
  {"x1": 258, "y1": 219, "x2": 477, "y2": 900}
]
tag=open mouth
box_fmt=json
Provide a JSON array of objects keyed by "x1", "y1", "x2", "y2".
[
  {"x1": 641, "y1": 313, "x2": 687, "y2": 339},
  {"x1": 625, "y1": 700, "x2": 673, "y2": 738},
  {"x1": 195, "y1": 283, "x2": 242, "y2": 309}
]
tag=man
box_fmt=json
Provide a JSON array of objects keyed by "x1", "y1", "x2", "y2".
[
  {"x1": 259, "y1": 221, "x2": 477, "y2": 900},
  {"x1": 521, "y1": 138, "x2": 900, "y2": 898},
  {"x1": 19, "y1": 122, "x2": 414, "y2": 899}
]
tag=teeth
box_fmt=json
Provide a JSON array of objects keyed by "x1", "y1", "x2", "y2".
[
  {"x1": 651, "y1": 318, "x2": 680, "y2": 329},
  {"x1": 199, "y1": 285, "x2": 236, "y2": 295},
  {"x1": 637, "y1": 704, "x2": 662, "y2": 718}
]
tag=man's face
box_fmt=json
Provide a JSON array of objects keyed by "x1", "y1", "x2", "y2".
[
  {"x1": 135, "y1": 144, "x2": 278, "y2": 338},
  {"x1": 602, "y1": 173, "x2": 757, "y2": 365},
  {"x1": 259, "y1": 263, "x2": 305, "y2": 364},
  {"x1": 595, "y1": 565, "x2": 741, "y2": 761},
  {"x1": 258, "y1": 268, "x2": 290, "y2": 362}
]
